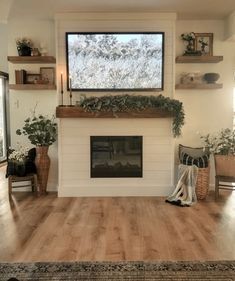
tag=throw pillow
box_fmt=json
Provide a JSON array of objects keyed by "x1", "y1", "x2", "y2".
[
  {"x1": 180, "y1": 152, "x2": 209, "y2": 168},
  {"x1": 179, "y1": 144, "x2": 209, "y2": 158}
]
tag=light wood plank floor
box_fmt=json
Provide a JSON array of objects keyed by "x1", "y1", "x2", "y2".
[{"x1": 1, "y1": 166, "x2": 235, "y2": 262}]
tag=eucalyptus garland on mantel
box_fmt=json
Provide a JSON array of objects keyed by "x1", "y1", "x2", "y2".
[{"x1": 79, "y1": 94, "x2": 185, "y2": 137}]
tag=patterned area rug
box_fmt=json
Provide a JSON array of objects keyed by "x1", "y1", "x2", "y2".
[{"x1": 0, "y1": 261, "x2": 235, "y2": 281}]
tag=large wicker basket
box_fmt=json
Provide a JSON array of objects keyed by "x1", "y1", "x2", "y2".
[{"x1": 196, "y1": 166, "x2": 210, "y2": 200}]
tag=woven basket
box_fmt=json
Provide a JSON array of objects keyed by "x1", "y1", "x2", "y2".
[{"x1": 196, "y1": 166, "x2": 210, "y2": 200}]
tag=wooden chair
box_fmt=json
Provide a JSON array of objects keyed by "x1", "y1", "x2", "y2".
[
  {"x1": 8, "y1": 174, "x2": 38, "y2": 195},
  {"x1": 215, "y1": 175, "x2": 235, "y2": 199}
]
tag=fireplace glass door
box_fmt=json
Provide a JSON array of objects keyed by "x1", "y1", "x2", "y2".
[{"x1": 91, "y1": 136, "x2": 143, "y2": 178}]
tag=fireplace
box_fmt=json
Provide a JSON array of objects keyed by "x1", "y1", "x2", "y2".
[
  {"x1": 57, "y1": 118, "x2": 173, "y2": 197},
  {"x1": 90, "y1": 136, "x2": 143, "y2": 178}
]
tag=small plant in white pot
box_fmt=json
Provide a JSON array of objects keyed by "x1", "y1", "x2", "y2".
[
  {"x1": 16, "y1": 114, "x2": 57, "y2": 194},
  {"x1": 201, "y1": 128, "x2": 235, "y2": 177}
]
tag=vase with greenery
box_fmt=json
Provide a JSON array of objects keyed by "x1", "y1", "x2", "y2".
[
  {"x1": 201, "y1": 128, "x2": 235, "y2": 177},
  {"x1": 16, "y1": 114, "x2": 57, "y2": 194},
  {"x1": 180, "y1": 32, "x2": 201, "y2": 55},
  {"x1": 181, "y1": 32, "x2": 195, "y2": 52}
]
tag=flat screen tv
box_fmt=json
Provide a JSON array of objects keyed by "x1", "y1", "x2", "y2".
[{"x1": 66, "y1": 32, "x2": 164, "y2": 91}]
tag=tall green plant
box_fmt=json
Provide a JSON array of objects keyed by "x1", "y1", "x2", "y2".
[
  {"x1": 16, "y1": 114, "x2": 57, "y2": 146},
  {"x1": 79, "y1": 94, "x2": 185, "y2": 137}
]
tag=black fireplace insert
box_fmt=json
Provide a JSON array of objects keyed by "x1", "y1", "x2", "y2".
[{"x1": 90, "y1": 136, "x2": 143, "y2": 178}]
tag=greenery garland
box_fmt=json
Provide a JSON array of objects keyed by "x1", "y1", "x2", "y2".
[{"x1": 79, "y1": 94, "x2": 185, "y2": 137}]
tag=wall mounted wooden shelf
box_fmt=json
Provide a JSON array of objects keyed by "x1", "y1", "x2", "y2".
[
  {"x1": 175, "y1": 83, "x2": 223, "y2": 90},
  {"x1": 56, "y1": 106, "x2": 174, "y2": 118},
  {"x1": 176, "y1": 56, "x2": 223, "y2": 63},
  {"x1": 7, "y1": 56, "x2": 56, "y2": 64},
  {"x1": 9, "y1": 84, "x2": 56, "y2": 90}
]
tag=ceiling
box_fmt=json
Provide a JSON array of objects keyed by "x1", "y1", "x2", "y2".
[{"x1": 1, "y1": 0, "x2": 235, "y2": 22}]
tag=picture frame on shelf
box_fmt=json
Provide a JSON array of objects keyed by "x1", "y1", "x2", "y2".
[
  {"x1": 40, "y1": 67, "x2": 55, "y2": 85},
  {"x1": 195, "y1": 33, "x2": 213, "y2": 56},
  {"x1": 26, "y1": 73, "x2": 41, "y2": 84}
]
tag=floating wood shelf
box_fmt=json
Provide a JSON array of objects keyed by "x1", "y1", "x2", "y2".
[
  {"x1": 175, "y1": 83, "x2": 223, "y2": 90},
  {"x1": 56, "y1": 106, "x2": 174, "y2": 118},
  {"x1": 9, "y1": 84, "x2": 57, "y2": 90},
  {"x1": 176, "y1": 56, "x2": 223, "y2": 63},
  {"x1": 7, "y1": 56, "x2": 56, "y2": 64}
]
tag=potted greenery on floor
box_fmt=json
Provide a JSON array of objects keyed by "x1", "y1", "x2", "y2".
[
  {"x1": 201, "y1": 128, "x2": 235, "y2": 177},
  {"x1": 16, "y1": 114, "x2": 57, "y2": 195}
]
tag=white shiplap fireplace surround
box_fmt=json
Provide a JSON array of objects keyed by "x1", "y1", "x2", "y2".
[{"x1": 56, "y1": 12, "x2": 176, "y2": 197}]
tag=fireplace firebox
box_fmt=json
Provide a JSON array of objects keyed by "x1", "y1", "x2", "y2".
[{"x1": 90, "y1": 136, "x2": 143, "y2": 178}]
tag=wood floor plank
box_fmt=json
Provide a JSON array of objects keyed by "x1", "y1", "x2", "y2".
[{"x1": 1, "y1": 166, "x2": 235, "y2": 262}]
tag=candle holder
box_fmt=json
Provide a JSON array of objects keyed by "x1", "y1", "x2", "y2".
[
  {"x1": 59, "y1": 72, "x2": 66, "y2": 107},
  {"x1": 68, "y1": 76, "x2": 74, "y2": 107},
  {"x1": 69, "y1": 91, "x2": 73, "y2": 106},
  {"x1": 60, "y1": 89, "x2": 66, "y2": 107}
]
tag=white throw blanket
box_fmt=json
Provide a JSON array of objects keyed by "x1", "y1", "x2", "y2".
[{"x1": 166, "y1": 164, "x2": 198, "y2": 206}]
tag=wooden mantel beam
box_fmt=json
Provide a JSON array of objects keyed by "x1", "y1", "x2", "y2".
[{"x1": 56, "y1": 106, "x2": 174, "y2": 118}]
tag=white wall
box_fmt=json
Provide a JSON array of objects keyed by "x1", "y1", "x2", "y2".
[
  {"x1": 0, "y1": 23, "x2": 8, "y2": 72},
  {"x1": 8, "y1": 19, "x2": 58, "y2": 190},
  {"x1": 5, "y1": 15, "x2": 235, "y2": 192},
  {"x1": 225, "y1": 11, "x2": 235, "y2": 41},
  {"x1": 175, "y1": 20, "x2": 235, "y2": 183}
]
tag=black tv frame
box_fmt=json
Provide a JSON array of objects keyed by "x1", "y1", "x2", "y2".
[{"x1": 65, "y1": 32, "x2": 165, "y2": 92}]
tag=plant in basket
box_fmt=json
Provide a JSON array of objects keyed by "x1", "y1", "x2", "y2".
[
  {"x1": 16, "y1": 112, "x2": 57, "y2": 194},
  {"x1": 200, "y1": 128, "x2": 235, "y2": 177}
]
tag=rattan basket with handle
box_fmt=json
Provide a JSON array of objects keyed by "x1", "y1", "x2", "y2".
[
  {"x1": 196, "y1": 166, "x2": 210, "y2": 200},
  {"x1": 178, "y1": 144, "x2": 210, "y2": 200}
]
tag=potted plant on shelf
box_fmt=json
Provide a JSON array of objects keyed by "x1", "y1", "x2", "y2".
[
  {"x1": 181, "y1": 32, "x2": 201, "y2": 56},
  {"x1": 16, "y1": 37, "x2": 33, "y2": 56},
  {"x1": 16, "y1": 114, "x2": 57, "y2": 194},
  {"x1": 201, "y1": 128, "x2": 235, "y2": 177}
]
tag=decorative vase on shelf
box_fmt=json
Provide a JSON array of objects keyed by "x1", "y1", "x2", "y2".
[
  {"x1": 186, "y1": 40, "x2": 194, "y2": 52},
  {"x1": 17, "y1": 46, "x2": 32, "y2": 56},
  {"x1": 204, "y1": 73, "x2": 220, "y2": 84},
  {"x1": 35, "y1": 146, "x2": 50, "y2": 195}
]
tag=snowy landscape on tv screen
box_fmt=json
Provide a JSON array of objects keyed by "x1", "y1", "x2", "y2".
[{"x1": 66, "y1": 33, "x2": 164, "y2": 91}]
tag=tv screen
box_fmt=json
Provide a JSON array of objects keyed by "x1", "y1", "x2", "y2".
[{"x1": 66, "y1": 32, "x2": 164, "y2": 91}]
